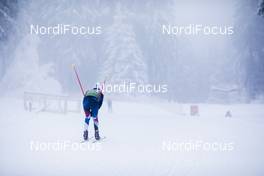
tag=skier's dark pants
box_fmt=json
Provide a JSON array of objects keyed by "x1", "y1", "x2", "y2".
[{"x1": 83, "y1": 96, "x2": 99, "y2": 131}]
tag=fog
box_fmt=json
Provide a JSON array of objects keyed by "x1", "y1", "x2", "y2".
[
  {"x1": 1, "y1": 1, "x2": 264, "y2": 175},
  {"x1": 0, "y1": 0, "x2": 264, "y2": 102}
]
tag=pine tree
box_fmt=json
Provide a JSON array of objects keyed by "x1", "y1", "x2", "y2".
[
  {"x1": 234, "y1": 0, "x2": 264, "y2": 100},
  {"x1": 0, "y1": 34, "x2": 62, "y2": 95},
  {"x1": 258, "y1": 0, "x2": 264, "y2": 17},
  {"x1": 100, "y1": 3, "x2": 147, "y2": 86},
  {"x1": 0, "y1": 0, "x2": 19, "y2": 80}
]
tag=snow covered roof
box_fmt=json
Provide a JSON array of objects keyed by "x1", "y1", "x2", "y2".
[{"x1": 210, "y1": 85, "x2": 239, "y2": 92}]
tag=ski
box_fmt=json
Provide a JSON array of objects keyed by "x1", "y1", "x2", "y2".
[
  {"x1": 80, "y1": 137, "x2": 94, "y2": 143},
  {"x1": 80, "y1": 136, "x2": 106, "y2": 143},
  {"x1": 92, "y1": 136, "x2": 106, "y2": 143}
]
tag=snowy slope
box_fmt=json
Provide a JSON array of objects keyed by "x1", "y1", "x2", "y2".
[{"x1": 0, "y1": 98, "x2": 264, "y2": 176}]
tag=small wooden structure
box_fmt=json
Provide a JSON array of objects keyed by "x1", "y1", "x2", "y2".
[{"x1": 24, "y1": 92, "x2": 81, "y2": 113}]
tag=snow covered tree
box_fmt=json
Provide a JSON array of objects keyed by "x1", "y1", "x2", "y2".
[
  {"x1": 140, "y1": 1, "x2": 176, "y2": 96},
  {"x1": 0, "y1": 34, "x2": 62, "y2": 95},
  {"x1": 25, "y1": 0, "x2": 109, "y2": 91},
  {"x1": 0, "y1": 0, "x2": 18, "y2": 80},
  {"x1": 258, "y1": 0, "x2": 264, "y2": 17},
  {"x1": 234, "y1": 0, "x2": 264, "y2": 100},
  {"x1": 100, "y1": 3, "x2": 147, "y2": 86}
]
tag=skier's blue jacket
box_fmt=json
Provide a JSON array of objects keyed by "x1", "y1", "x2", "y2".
[{"x1": 83, "y1": 88, "x2": 104, "y2": 117}]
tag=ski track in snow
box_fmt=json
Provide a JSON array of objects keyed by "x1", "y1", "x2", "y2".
[{"x1": 0, "y1": 98, "x2": 264, "y2": 176}]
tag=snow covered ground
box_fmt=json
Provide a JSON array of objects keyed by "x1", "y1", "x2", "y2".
[{"x1": 0, "y1": 97, "x2": 264, "y2": 176}]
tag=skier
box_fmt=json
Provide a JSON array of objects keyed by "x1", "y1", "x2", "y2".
[{"x1": 83, "y1": 83, "x2": 104, "y2": 141}]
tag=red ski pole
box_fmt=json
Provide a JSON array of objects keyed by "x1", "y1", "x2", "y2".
[{"x1": 72, "y1": 64, "x2": 85, "y2": 96}]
